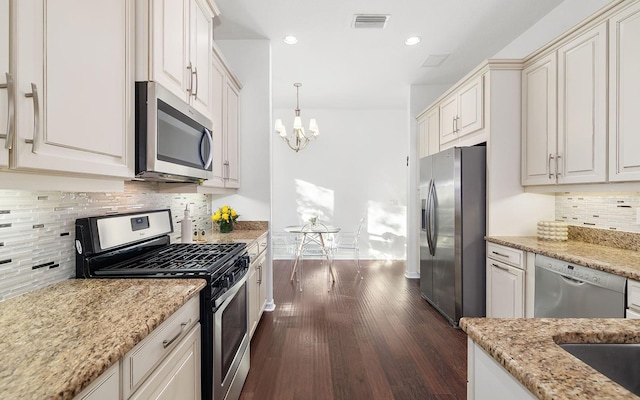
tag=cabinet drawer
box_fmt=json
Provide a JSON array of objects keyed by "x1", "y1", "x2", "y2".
[
  {"x1": 626, "y1": 308, "x2": 640, "y2": 319},
  {"x1": 627, "y1": 279, "x2": 640, "y2": 311},
  {"x1": 122, "y1": 296, "x2": 200, "y2": 398},
  {"x1": 258, "y1": 235, "x2": 268, "y2": 255},
  {"x1": 487, "y1": 243, "x2": 523, "y2": 269}
]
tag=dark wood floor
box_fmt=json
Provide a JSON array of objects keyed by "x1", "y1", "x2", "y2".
[{"x1": 240, "y1": 259, "x2": 468, "y2": 400}]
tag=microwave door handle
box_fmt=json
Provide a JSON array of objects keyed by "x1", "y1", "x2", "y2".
[{"x1": 201, "y1": 128, "x2": 213, "y2": 169}]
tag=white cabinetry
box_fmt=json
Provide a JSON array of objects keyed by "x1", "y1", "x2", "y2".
[
  {"x1": 74, "y1": 362, "x2": 120, "y2": 400},
  {"x1": 137, "y1": 0, "x2": 215, "y2": 120},
  {"x1": 123, "y1": 296, "x2": 200, "y2": 399},
  {"x1": 417, "y1": 107, "x2": 439, "y2": 158},
  {"x1": 467, "y1": 338, "x2": 536, "y2": 400},
  {"x1": 248, "y1": 234, "x2": 268, "y2": 338},
  {"x1": 12, "y1": 0, "x2": 133, "y2": 178},
  {"x1": 626, "y1": 279, "x2": 640, "y2": 319},
  {"x1": 522, "y1": 22, "x2": 607, "y2": 185},
  {"x1": 0, "y1": 0, "x2": 9, "y2": 168},
  {"x1": 439, "y1": 76, "x2": 483, "y2": 146},
  {"x1": 202, "y1": 46, "x2": 241, "y2": 190},
  {"x1": 486, "y1": 243, "x2": 525, "y2": 318},
  {"x1": 609, "y1": 1, "x2": 640, "y2": 182}
]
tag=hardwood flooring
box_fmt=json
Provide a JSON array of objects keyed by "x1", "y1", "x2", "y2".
[{"x1": 240, "y1": 259, "x2": 468, "y2": 400}]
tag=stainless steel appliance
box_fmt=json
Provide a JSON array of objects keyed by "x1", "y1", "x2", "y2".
[
  {"x1": 534, "y1": 254, "x2": 626, "y2": 318},
  {"x1": 135, "y1": 81, "x2": 213, "y2": 183},
  {"x1": 75, "y1": 209, "x2": 250, "y2": 400},
  {"x1": 419, "y1": 146, "x2": 486, "y2": 326}
]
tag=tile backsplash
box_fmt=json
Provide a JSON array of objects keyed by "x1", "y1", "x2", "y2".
[
  {"x1": 0, "y1": 181, "x2": 212, "y2": 301},
  {"x1": 556, "y1": 192, "x2": 640, "y2": 233}
]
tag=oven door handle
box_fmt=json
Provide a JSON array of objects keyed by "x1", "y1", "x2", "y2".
[{"x1": 214, "y1": 272, "x2": 248, "y2": 310}]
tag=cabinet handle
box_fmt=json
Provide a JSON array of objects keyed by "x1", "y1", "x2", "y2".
[
  {"x1": 454, "y1": 116, "x2": 460, "y2": 133},
  {"x1": 186, "y1": 61, "x2": 193, "y2": 94},
  {"x1": 162, "y1": 319, "x2": 191, "y2": 348},
  {"x1": 548, "y1": 154, "x2": 555, "y2": 179},
  {"x1": 556, "y1": 154, "x2": 562, "y2": 177},
  {"x1": 492, "y1": 263, "x2": 510, "y2": 272},
  {"x1": 257, "y1": 264, "x2": 262, "y2": 284},
  {"x1": 192, "y1": 67, "x2": 198, "y2": 98},
  {"x1": 452, "y1": 117, "x2": 455, "y2": 135},
  {"x1": 491, "y1": 251, "x2": 510, "y2": 258},
  {"x1": 24, "y1": 83, "x2": 40, "y2": 154},
  {"x1": 224, "y1": 160, "x2": 230, "y2": 180},
  {"x1": 1, "y1": 73, "x2": 14, "y2": 150}
]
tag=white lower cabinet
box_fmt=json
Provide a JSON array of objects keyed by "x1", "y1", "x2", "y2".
[
  {"x1": 74, "y1": 362, "x2": 120, "y2": 400},
  {"x1": 248, "y1": 234, "x2": 268, "y2": 338},
  {"x1": 626, "y1": 278, "x2": 640, "y2": 319},
  {"x1": 486, "y1": 259, "x2": 524, "y2": 318},
  {"x1": 467, "y1": 338, "x2": 536, "y2": 400},
  {"x1": 130, "y1": 324, "x2": 201, "y2": 400}
]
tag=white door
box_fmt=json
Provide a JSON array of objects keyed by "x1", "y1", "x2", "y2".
[
  {"x1": 14, "y1": 0, "x2": 132, "y2": 178},
  {"x1": 188, "y1": 0, "x2": 212, "y2": 120},
  {"x1": 609, "y1": 1, "x2": 640, "y2": 181},
  {"x1": 225, "y1": 81, "x2": 240, "y2": 188},
  {"x1": 557, "y1": 22, "x2": 607, "y2": 184},
  {"x1": 0, "y1": 0, "x2": 9, "y2": 168},
  {"x1": 439, "y1": 95, "x2": 457, "y2": 145},
  {"x1": 521, "y1": 53, "x2": 557, "y2": 185},
  {"x1": 151, "y1": 0, "x2": 189, "y2": 102},
  {"x1": 457, "y1": 76, "x2": 483, "y2": 137},
  {"x1": 487, "y1": 260, "x2": 524, "y2": 318}
]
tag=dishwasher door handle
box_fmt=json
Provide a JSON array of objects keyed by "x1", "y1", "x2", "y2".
[{"x1": 560, "y1": 275, "x2": 587, "y2": 286}]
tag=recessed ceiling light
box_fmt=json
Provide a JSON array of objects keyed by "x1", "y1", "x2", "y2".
[
  {"x1": 283, "y1": 35, "x2": 298, "y2": 45},
  {"x1": 405, "y1": 36, "x2": 421, "y2": 46}
]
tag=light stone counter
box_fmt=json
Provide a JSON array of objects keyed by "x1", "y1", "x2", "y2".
[
  {"x1": 0, "y1": 278, "x2": 206, "y2": 400},
  {"x1": 486, "y1": 236, "x2": 640, "y2": 281},
  {"x1": 461, "y1": 317, "x2": 640, "y2": 399}
]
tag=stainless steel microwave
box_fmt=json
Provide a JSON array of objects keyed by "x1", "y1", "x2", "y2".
[{"x1": 135, "y1": 81, "x2": 213, "y2": 183}]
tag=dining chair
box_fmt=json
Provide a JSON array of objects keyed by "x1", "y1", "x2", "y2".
[
  {"x1": 294, "y1": 222, "x2": 335, "y2": 291},
  {"x1": 332, "y1": 216, "x2": 365, "y2": 278}
]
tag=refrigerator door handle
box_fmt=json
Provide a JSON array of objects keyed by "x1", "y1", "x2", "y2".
[{"x1": 427, "y1": 179, "x2": 436, "y2": 256}]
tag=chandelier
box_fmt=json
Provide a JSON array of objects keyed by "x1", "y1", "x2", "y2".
[{"x1": 274, "y1": 83, "x2": 319, "y2": 152}]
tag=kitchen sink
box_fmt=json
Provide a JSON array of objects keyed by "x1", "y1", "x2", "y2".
[{"x1": 559, "y1": 343, "x2": 640, "y2": 395}]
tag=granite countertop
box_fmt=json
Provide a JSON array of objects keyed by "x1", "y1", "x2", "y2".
[
  {"x1": 0, "y1": 278, "x2": 206, "y2": 400},
  {"x1": 486, "y1": 236, "x2": 640, "y2": 281},
  {"x1": 461, "y1": 317, "x2": 640, "y2": 399},
  {"x1": 203, "y1": 228, "x2": 268, "y2": 244}
]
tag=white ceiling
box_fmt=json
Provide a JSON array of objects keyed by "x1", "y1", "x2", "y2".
[{"x1": 213, "y1": 0, "x2": 565, "y2": 110}]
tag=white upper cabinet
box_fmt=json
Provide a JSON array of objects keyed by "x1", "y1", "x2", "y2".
[
  {"x1": 609, "y1": 1, "x2": 640, "y2": 182},
  {"x1": 439, "y1": 75, "x2": 483, "y2": 146},
  {"x1": 522, "y1": 22, "x2": 606, "y2": 186},
  {"x1": 417, "y1": 106, "x2": 439, "y2": 158},
  {"x1": 138, "y1": 0, "x2": 215, "y2": 120},
  {"x1": 521, "y1": 53, "x2": 557, "y2": 186},
  {"x1": 557, "y1": 22, "x2": 607, "y2": 184},
  {"x1": 13, "y1": 0, "x2": 133, "y2": 178},
  {"x1": 0, "y1": 0, "x2": 9, "y2": 168}
]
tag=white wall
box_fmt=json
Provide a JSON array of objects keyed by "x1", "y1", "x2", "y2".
[
  {"x1": 272, "y1": 108, "x2": 408, "y2": 260},
  {"x1": 213, "y1": 40, "x2": 271, "y2": 220},
  {"x1": 493, "y1": 0, "x2": 613, "y2": 58}
]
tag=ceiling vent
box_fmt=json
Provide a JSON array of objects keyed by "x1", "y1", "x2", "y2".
[
  {"x1": 422, "y1": 54, "x2": 450, "y2": 68},
  {"x1": 352, "y1": 14, "x2": 390, "y2": 29}
]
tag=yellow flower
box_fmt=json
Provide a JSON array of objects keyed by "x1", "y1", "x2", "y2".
[
  {"x1": 230, "y1": 209, "x2": 237, "y2": 217},
  {"x1": 212, "y1": 212, "x2": 221, "y2": 222},
  {"x1": 221, "y1": 205, "x2": 229, "y2": 214},
  {"x1": 222, "y1": 213, "x2": 230, "y2": 222}
]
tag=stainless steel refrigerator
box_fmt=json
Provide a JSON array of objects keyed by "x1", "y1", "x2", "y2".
[{"x1": 419, "y1": 146, "x2": 486, "y2": 326}]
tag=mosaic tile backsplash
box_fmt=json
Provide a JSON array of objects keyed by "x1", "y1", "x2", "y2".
[
  {"x1": 0, "y1": 181, "x2": 212, "y2": 301},
  {"x1": 556, "y1": 192, "x2": 640, "y2": 233}
]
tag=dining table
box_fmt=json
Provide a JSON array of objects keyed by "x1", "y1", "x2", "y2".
[{"x1": 284, "y1": 224, "x2": 341, "y2": 285}]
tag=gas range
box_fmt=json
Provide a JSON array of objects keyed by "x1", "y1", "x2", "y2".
[{"x1": 74, "y1": 209, "x2": 251, "y2": 400}]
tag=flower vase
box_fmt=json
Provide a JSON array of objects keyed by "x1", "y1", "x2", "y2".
[{"x1": 219, "y1": 220, "x2": 233, "y2": 233}]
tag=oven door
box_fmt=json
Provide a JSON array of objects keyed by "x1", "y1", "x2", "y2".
[{"x1": 213, "y1": 273, "x2": 250, "y2": 400}]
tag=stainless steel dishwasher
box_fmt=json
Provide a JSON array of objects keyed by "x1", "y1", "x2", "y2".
[{"x1": 534, "y1": 254, "x2": 627, "y2": 318}]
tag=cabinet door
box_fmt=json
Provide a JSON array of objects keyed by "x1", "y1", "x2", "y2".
[
  {"x1": 521, "y1": 53, "x2": 557, "y2": 185},
  {"x1": 417, "y1": 114, "x2": 428, "y2": 159},
  {"x1": 425, "y1": 107, "x2": 439, "y2": 156},
  {"x1": 204, "y1": 53, "x2": 226, "y2": 188},
  {"x1": 14, "y1": 0, "x2": 132, "y2": 178},
  {"x1": 74, "y1": 362, "x2": 120, "y2": 400},
  {"x1": 248, "y1": 265, "x2": 258, "y2": 338},
  {"x1": 557, "y1": 23, "x2": 607, "y2": 184},
  {"x1": 188, "y1": 0, "x2": 212, "y2": 120},
  {"x1": 609, "y1": 1, "x2": 640, "y2": 181},
  {"x1": 224, "y1": 81, "x2": 240, "y2": 188},
  {"x1": 457, "y1": 76, "x2": 483, "y2": 137},
  {"x1": 130, "y1": 324, "x2": 201, "y2": 400},
  {"x1": 439, "y1": 95, "x2": 458, "y2": 145},
  {"x1": 0, "y1": 0, "x2": 9, "y2": 168},
  {"x1": 487, "y1": 259, "x2": 524, "y2": 318}
]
